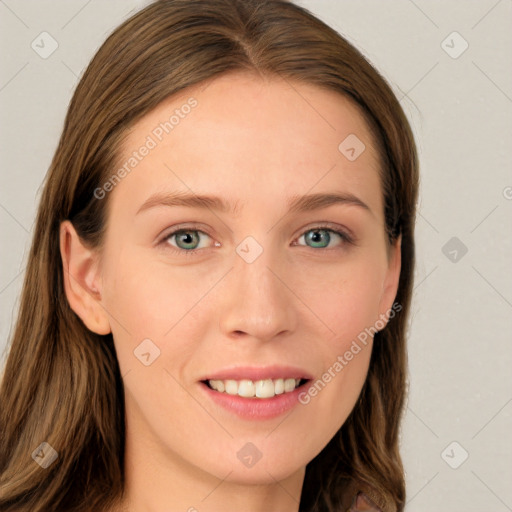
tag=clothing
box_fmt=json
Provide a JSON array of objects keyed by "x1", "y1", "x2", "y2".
[
  {"x1": 347, "y1": 492, "x2": 383, "y2": 512},
  {"x1": 341, "y1": 480, "x2": 395, "y2": 512}
]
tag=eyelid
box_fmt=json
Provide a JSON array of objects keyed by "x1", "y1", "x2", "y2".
[
  {"x1": 159, "y1": 223, "x2": 212, "y2": 241},
  {"x1": 292, "y1": 223, "x2": 355, "y2": 248},
  {"x1": 158, "y1": 223, "x2": 217, "y2": 254}
]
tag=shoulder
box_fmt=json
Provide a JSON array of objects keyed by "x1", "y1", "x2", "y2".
[{"x1": 347, "y1": 491, "x2": 384, "y2": 512}]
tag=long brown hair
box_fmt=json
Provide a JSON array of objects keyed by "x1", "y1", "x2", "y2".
[{"x1": 0, "y1": 1, "x2": 418, "y2": 510}]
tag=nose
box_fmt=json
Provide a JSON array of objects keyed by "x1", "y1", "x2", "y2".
[{"x1": 218, "y1": 245, "x2": 297, "y2": 342}]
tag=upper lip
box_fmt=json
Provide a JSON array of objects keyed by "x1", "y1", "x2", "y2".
[{"x1": 201, "y1": 365, "x2": 313, "y2": 382}]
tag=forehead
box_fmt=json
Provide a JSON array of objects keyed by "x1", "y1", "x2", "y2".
[{"x1": 110, "y1": 72, "x2": 383, "y2": 220}]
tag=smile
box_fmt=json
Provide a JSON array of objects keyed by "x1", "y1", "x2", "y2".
[{"x1": 206, "y1": 378, "x2": 307, "y2": 398}]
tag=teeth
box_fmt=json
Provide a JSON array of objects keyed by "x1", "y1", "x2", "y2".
[
  {"x1": 274, "y1": 378, "x2": 285, "y2": 395},
  {"x1": 208, "y1": 378, "x2": 302, "y2": 398},
  {"x1": 255, "y1": 379, "x2": 274, "y2": 398},
  {"x1": 284, "y1": 378, "x2": 297, "y2": 392},
  {"x1": 225, "y1": 380, "x2": 238, "y2": 395},
  {"x1": 238, "y1": 379, "x2": 255, "y2": 397}
]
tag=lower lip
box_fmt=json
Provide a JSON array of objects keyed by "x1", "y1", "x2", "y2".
[{"x1": 200, "y1": 382, "x2": 307, "y2": 420}]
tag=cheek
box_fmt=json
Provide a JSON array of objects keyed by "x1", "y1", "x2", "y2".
[
  {"x1": 284, "y1": 256, "x2": 384, "y2": 433},
  {"x1": 299, "y1": 254, "x2": 386, "y2": 346},
  {"x1": 101, "y1": 250, "x2": 226, "y2": 381},
  {"x1": 103, "y1": 250, "x2": 216, "y2": 335}
]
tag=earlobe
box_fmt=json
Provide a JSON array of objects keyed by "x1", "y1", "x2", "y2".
[
  {"x1": 59, "y1": 220, "x2": 111, "y2": 335},
  {"x1": 378, "y1": 234, "x2": 402, "y2": 324}
]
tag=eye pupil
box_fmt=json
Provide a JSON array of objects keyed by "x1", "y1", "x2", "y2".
[
  {"x1": 306, "y1": 229, "x2": 330, "y2": 248},
  {"x1": 176, "y1": 231, "x2": 200, "y2": 249}
]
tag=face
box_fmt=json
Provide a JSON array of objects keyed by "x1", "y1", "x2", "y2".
[{"x1": 68, "y1": 72, "x2": 400, "y2": 490}]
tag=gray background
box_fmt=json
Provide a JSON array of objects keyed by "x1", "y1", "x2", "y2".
[{"x1": 1, "y1": 0, "x2": 511, "y2": 510}]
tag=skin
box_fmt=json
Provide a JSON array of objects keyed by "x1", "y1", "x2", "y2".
[{"x1": 60, "y1": 72, "x2": 401, "y2": 512}]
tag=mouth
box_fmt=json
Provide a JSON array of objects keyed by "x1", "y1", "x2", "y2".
[
  {"x1": 202, "y1": 377, "x2": 310, "y2": 398},
  {"x1": 199, "y1": 366, "x2": 313, "y2": 420}
]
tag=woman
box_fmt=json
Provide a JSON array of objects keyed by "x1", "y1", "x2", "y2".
[{"x1": 0, "y1": 1, "x2": 418, "y2": 511}]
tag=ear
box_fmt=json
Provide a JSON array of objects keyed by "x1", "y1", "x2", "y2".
[
  {"x1": 377, "y1": 234, "x2": 402, "y2": 322},
  {"x1": 59, "y1": 220, "x2": 111, "y2": 335}
]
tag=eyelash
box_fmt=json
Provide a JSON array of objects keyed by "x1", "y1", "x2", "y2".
[
  {"x1": 293, "y1": 228, "x2": 354, "y2": 251},
  {"x1": 159, "y1": 224, "x2": 354, "y2": 257}
]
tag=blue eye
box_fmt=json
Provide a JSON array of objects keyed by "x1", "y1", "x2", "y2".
[
  {"x1": 164, "y1": 229, "x2": 211, "y2": 250},
  {"x1": 297, "y1": 228, "x2": 350, "y2": 249}
]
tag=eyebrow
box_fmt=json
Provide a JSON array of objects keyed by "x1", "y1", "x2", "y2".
[
  {"x1": 136, "y1": 191, "x2": 239, "y2": 215},
  {"x1": 287, "y1": 192, "x2": 372, "y2": 216},
  {"x1": 136, "y1": 190, "x2": 372, "y2": 217}
]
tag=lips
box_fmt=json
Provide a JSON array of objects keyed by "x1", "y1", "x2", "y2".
[{"x1": 199, "y1": 365, "x2": 312, "y2": 419}]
